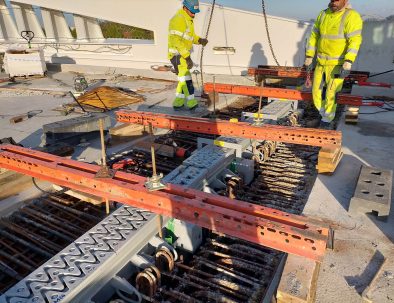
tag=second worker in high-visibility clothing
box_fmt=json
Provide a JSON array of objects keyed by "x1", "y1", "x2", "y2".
[
  {"x1": 305, "y1": 0, "x2": 363, "y2": 128},
  {"x1": 168, "y1": 0, "x2": 208, "y2": 110}
]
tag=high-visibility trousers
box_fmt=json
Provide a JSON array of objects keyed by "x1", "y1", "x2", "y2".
[
  {"x1": 312, "y1": 64, "x2": 344, "y2": 122},
  {"x1": 171, "y1": 56, "x2": 198, "y2": 109}
]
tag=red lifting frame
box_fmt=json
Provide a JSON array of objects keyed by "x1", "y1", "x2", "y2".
[
  {"x1": 203, "y1": 83, "x2": 384, "y2": 107},
  {"x1": 248, "y1": 67, "x2": 370, "y2": 82},
  {"x1": 116, "y1": 111, "x2": 341, "y2": 148},
  {"x1": 0, "y1": 144, "x2": 329, "y2": 262}
]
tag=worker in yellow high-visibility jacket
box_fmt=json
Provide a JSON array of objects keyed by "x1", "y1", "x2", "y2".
[
  {"x1": 168, "y1": 0, "x2": 208, "y2": 110},
  {"x1": 305, "y1": 0, "x2": 363, "y2": 129}
]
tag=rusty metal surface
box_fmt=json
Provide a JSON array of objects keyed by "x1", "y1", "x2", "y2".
[
  {"x1": 203, "y1": 82, "x2": 373, "y2": 106},
  {"x1": 116, "y1": 111, "x2": 342, "y2": 148},
  {"x1": 0, "y1": 144, "x2": 329, "y2": 261},
  {"x1": 248, "y1": 66, "x2": 370, "y2": 83},
  {"x1": 0, "y1": 194, "x2": 106, "y2": 294},
  {"x1": 0, "y1": 205, "x2": 157, "y2": 303}
]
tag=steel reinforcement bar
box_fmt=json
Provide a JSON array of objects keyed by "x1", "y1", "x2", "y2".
[
  {"x1": 203, "y1": 83, "x2": 384, "y2": 107},
  {"x1": 116, "y1": 110, "x2": 342, "y2": 148},
  {"x1": 0, "y1": 144, "x2": 329, "y2": 262}
]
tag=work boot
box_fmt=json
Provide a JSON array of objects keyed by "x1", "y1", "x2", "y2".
[
  {"x1": 173, "y1": 97, "x2": 185, "y2": 110},
  {"x1": 186, "y1": 99, "x2": 198, "y2": 110}
]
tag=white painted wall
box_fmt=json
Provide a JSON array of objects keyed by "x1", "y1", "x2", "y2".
[
  {"x1": 0, "y1": 0, "x2": 392, "y2": 82},
  {"x1": 355, "y1": 17, "x2": 394, "y2": 83}
]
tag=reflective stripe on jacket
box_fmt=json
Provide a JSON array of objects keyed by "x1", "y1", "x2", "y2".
[
  {"x1": 306, "y1": 7, "x2": 363, "y2": 65},
  {"x1": 168, "y1": 9, "x2": 200, "y2": 59}
]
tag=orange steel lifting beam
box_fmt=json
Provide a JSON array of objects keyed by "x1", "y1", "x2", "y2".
[
  {"x1": 203, "y1": 83, "x2": 384, "y2": 107},
  {"x1": 248, "y1": 66, "x2": 370, "y2": 82},
  {"x1": 116, "y1": 111, "x2": 342, "y2": 148},
  {"x1": 0, "y1": 144, "x2": 330, "y2": 262}
]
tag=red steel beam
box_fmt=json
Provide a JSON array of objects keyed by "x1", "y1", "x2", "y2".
[
  {"x1": 204, "y1": 83, "x2": 384, "y2": 107},
  {"x1": 116, "y1": 111, "x2": 342, "y2": 148},
  {"x1": 0, "y1": 144, "x2": 329, "y2": 262},
  {"x1": 248, "y1": 67, "x2": 370, "y2": 82}
]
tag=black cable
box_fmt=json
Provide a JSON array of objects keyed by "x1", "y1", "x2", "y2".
[
  {"x1": 368, "y1": 69, "x2": 393, "y2": 78},
  {"x1": 32, "y1": 177, "x2": 53, "y2": 194},
  {"x1": 32, "y1": 177, "x2": 69, "y2": 195}
]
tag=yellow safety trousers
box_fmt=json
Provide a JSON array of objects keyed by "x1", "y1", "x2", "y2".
[
  {"x1": 312, "y1": 64, "x2": 343, "y2": 122},
  {"x1": 173, "y1": 57, "x2": 198, "y2": 109}
]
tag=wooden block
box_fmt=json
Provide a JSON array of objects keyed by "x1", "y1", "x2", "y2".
[
  {"x1": 317, "y1": 147, "x2": 343, "y2": 174},
  {"x1": 347, "y1": 106, "x2": 360, "y2": 113},
  {"x1": 345, "y1": 106, "x2": 359, "y2": 124},
  {"x1": 109, "y1": 123, "x2": 146, "y2": 137},
  {"x1": 318, "y1": 147, "x2": 340, "y2": 158},
  {"x1": 277, "y1": 254, "x2": 321, "y2": 303},
  {"x1": 53, "y1": 185, "x2": 104, "y2": 205}
]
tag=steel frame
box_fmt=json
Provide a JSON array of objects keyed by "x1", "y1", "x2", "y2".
[
  {"x1": 203, "y1": 83, "x2": 384, "y2": 107},
  {"x1": 0, "y1": 144, "x2": 329, "y2": 262},
  {"x1": 116, "y1": 111, "x2": 341, "y2": 148},
  {"x1": 248, "y1": 66, "x2": 370, "y2": 82}
]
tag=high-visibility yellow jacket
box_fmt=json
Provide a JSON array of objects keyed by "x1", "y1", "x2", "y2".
[
  {"x1": 168, "y1": 9, "x2": 200, "y2": 60},
  {"x1": 306, "y1": 7, "x2": 363, "y2": 65}
]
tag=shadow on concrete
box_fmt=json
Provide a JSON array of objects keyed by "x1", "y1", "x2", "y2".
[
  {"x1": 319, "y1": 152, "x2": 394, "y2": 243},
  {"x1": 356, "y1": 120, "x2": 394, "y2": 138},
  {"x1": 344, "y1": 250, "x2": 385, "y2": 295},
  {"x1": 50, "y1": 55, "x2": 76, "y2": 64}
]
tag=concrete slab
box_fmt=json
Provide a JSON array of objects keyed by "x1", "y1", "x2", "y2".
[
  {"x1": 303, "y1": 106, "x2": 394, "y2": 303},
  {"x1": 349, "y1": 166, "x2": 392, "y2": 218}
]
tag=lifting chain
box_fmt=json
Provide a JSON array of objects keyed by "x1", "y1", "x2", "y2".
[
  {"x1": 261, "y1": 0, "x2": 280, "y2": 66},
  {"x1": 200, "y1": 0, "x2": 216, "y2": 91}
]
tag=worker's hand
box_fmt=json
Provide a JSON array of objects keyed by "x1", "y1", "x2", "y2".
[
  {"x1": 304, "y1": 57, "x2": 313, "y2": 67},
  {"x1": 342, "y1": 60, "x2": 352, "y2": 71},
  {"x1": 185, "y1": 56, "x2": 194, "y2": 69},
  {"x1": 198, "y1": 38, "x2": 208, "y2": 46}
]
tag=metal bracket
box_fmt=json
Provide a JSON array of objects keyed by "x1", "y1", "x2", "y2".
[
  {"x1": 95, "y1": 166, "x2": 116, "y2": 179},
  {"x1": 145, "y1": 173, "x2": 166, "y2": 191}
]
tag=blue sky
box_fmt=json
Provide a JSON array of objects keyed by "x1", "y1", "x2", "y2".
[{"x1": 203, "y1": 0, "x2": 394, "y2": 21}]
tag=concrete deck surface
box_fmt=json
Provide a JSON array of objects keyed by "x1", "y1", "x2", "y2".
[
  {"x1": 304, "y1": 106, "x2": 394, "y2": 303},
  {"x1": 0, "y1": 71, "x2": 393, "y2": 302}
]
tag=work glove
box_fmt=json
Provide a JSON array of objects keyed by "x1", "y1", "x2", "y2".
[
  {"x1": 198, "y1": 38, "x2": 208, "y2": 46},
  {"x1": 304, "y1": 57, "x2": 313, "y2": 67},
  {"x1": 185, "y1": 56, "x2": 194, "y2": 70},
  {"x1": 170, "y1": 55, "x2": 180, "y2": 75},
  {"x1": 342, "y1": 60, "x2": 352, "y2": 71}
]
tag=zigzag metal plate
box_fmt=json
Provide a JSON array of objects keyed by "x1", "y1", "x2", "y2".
[{"x1": 0, "y1": 206, "x2": 157, "y2": 303}]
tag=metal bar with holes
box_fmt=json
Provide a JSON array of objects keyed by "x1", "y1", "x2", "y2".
[
  {"x1": 0, "y1": 144, "x2": 330, "y2": 262},
  {"x1": 203, "y1": 83, "x2": 384, "y2": 107},
  {"x1": 116, "y1": 111, "x2": 342, "y2": 148},
  {"x1": 248, "y1": 66, "x2": 370, "y2": 82}
]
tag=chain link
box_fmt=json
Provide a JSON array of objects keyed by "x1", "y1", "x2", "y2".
[
  {"x1": 200, "y1": 0, "x2": 216, "y2": 90},
  {"x1": 262, "y1": 0, "x2": 280, "y2": 66}
]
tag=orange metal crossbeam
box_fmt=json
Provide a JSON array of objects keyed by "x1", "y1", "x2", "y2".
[
  {"x1": 248, "y1": 66, "x2": 370, "y2": 82},
  {"x1": 116, "y1": 111, "x2": 342, "y2": 148},
  {"x1": 0, "y1": 144, "x2": 329, "y2": 261},
  {"x1": 203, "y1": 82, "x2": 369, "y2": 106}
]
